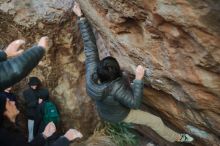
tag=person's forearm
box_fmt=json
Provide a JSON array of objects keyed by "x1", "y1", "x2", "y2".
[
  {"x1": 0, "y1": 46, "x2": 45, "y2": 90},
  {"x1": 77, "y1": 17, "x2": 99, "y2": 62},
  {"x1": 132, "y1": 79, "x2": 144, "y2": 108},
  {"x1": 115, "y1": 79, "x2": 143, "y2": 109},
  {"x1": 77, "y1": 17, "x2": 107, "y2": 100},
  {"x1": 28, "y1": 134, "x2": 46, "y2": 146}
]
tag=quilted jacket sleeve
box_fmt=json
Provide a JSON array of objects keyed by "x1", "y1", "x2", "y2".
[
  {"x1": 114, "y1": 79, "x2": 144, "y2": 109},
  {"x1": 0, "y1": 46, "x2": 45, "y2": 90},
  {"x1": 78, "y1": 18, "x2": 108, "y2": 101},
  {"x1": 50, "y1": 136, "x2": 70, "y2": 146}
]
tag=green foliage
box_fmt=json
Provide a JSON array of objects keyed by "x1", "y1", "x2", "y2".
[{"x1": 104, "y1": 122, "x2": 139, "y2": 146}]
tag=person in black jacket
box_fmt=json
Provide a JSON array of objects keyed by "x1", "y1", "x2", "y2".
[
  {"x1": 36, "y1": 88, "x2": 51, "y2": 134},
  {"x1": 0, "y1": 37, "x2": 48, "y2": 91},
  {"x1": 0, "y1": 91, "x2": 83, "y2": 146},
  {"x1": 73, "y1": 2, "x2": 193, "y2": 143},
  {"x1": 23, "y1": 76, "x2": 43, "y2": 142}
]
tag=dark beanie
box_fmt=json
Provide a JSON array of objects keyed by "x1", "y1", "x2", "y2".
[
  {"x1": 0, "y1": 97, "x2": 7, "y2": 125},
  {"x1": 38, "y1": 88, "x2": 49, "y2": 101},
  {"x1": 28, "y1": 77, "x2": 41, "y2": 86}
]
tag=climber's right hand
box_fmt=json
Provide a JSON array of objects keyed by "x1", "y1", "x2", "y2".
[{"x1": 135, "y1": 65, "x2": 145, "y2": 80}]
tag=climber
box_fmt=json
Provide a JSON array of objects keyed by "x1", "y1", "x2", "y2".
[
  {"x1": 0, "y1": 95, "x2": 83, "y2": 146},
  {"x1": 73, "y1": 2, "x2": 194, "y2": 143},
  {"x1": 0, "y1": 36, "x2": 48, "y2": 91}
]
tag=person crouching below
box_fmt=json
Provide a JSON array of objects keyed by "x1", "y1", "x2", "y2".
[
  {"x1": 36, "y1": 88, "x2": 60, "y2": 134},
  {"x1": 0, "y1": 96, "x2": 83, "y2": 146}
]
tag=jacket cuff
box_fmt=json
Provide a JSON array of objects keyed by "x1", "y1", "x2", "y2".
[
  {"x1": 0, "y1": 51, "x2": 7, "y2": 62},
  {"x1": 32, "y1": 45, "x2": 45, "y2": 52},
  {"x1": 41, "y1": 133, "x2": 47, "y2": 139},
  {"x1": 55, "y1": 136, "x2": 70, "y2": 146},
  {"x1": 77, "y1": 16, "x2": 86, "y2": 22},
  {"x1": 133, "y1": 79, "x2": 143, "y2": 84}
]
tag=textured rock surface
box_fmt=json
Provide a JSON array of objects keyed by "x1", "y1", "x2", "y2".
[
  {"x1": 77, "y1": 0, "x2": 220, "y2": 145},
  {"x1": 0, "y1": 0, "x2": 99, "y2": 139},
  {"x1": 0, "y1": 0, "x2": 220, "y2": 146}
]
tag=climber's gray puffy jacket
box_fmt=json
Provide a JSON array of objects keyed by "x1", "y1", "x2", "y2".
[{"x1": 78, "y1": 18, "x2": 144, "y2": 123}]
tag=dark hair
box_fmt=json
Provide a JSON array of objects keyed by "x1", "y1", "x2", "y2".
[
  {"x1": 38, "y1": 88, "x2": 49, "y2": 101},
  {"x1": 97, "y1": 56, "x2": 122, "y2": 83},
  {"x1": 0, "y1": 97, "x2": 20, "y2": 133},
  {"x1": 28, "y1": 77, "x2": 42, "y2": 88}
]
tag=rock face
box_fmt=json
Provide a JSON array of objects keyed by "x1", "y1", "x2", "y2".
[
  {"x1": 77, "y1": 0, "x2": 220, "y2": 145},
  {"x1": 0, "y1": 0, "x2": 220, "y2": 146}
]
